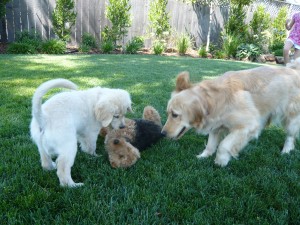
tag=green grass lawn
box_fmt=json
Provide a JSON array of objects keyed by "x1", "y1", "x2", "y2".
[{"x1": 0, "y1": 54, "x2": 299, "y2": 224}]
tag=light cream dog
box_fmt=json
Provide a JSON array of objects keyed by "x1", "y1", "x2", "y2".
[
  {"x1": 162, "y1": 59, "x2": 300, "y2": 167},
  {"x1": 30, "y1": 78, "x2": 132, "y2": 187}
]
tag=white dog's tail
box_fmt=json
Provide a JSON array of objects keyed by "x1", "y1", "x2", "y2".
[{"x1": 32, "y1": 78, "x2": 78, "y2": 127}]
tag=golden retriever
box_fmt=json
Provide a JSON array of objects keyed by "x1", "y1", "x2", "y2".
[
  {"x1": 30, "y1": 78, "x2": 132, "y2": 187},
  {"x1": 162, "y1": 59, "x2": 300, "y2": 167}
]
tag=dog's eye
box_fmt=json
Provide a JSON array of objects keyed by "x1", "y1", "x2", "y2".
[
  {"x1": 119, "y1": 155, "x2": 125, "y2": 159},
  {"x1": 172, "y1": 112, "x2": 178, "y2": 118},
  {"x1": 113, "y1": 115, "x2": 120, "y2": 119}
]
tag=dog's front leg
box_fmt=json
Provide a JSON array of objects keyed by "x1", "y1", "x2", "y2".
[
  {"x1": 197, "y1": 129, "x2": 223, "y2": 159},
  {"x1": 214, "y1": 128, "x2": 253, "y2": 167}
]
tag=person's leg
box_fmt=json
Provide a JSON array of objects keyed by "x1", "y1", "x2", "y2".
[{"x1": 284, "y1": 39, "x2": 294, "y2": 65}]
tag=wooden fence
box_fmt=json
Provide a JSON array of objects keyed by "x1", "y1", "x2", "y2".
[{"x1": 1, "y1": 0, "x2": 300, "y2": 47}]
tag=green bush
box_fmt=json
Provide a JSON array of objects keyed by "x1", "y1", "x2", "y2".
[
  {"x1": 214, "y1": 50, "x2": 227, "y2": 59},
  {"x1": 236, "y1": 43, "x2": 261, "y2": 61},
  {"x1": 272, "y1": 6, "x2": 288, "y2": 47},
  {"x1": 6, "y1": 42, "x2": 37, "y2": 54},
  {"x1": 12, "y1": 30, "x2": 43, "y2": 52},
  {"x1": 41, "y1": 39, "x2": 66, "y2": 54},
  {"x1": 273, "y1": 48, "x2": 283, "y2": 57},
  {"x1": 176, "y1": 33, "x2": 191, "y2": 55},
  {"x1": 101, "y1": 40, "x2": 114, "y2": 53},
  {"x1": 153, "y1": 40, "x2": 164, "y2": 55},
  {"x1": 222, "y1": 34, "x2": 241, "y2": 58},
  {"x1": 125, "y1": 36, "x2": 144, "y2": 54},
  {"x1": 79, "y1": 33, "x2": 97, "y2": 52},
  {"x1": 198, "y1": 47, "x2": 207, "y2": 58}
]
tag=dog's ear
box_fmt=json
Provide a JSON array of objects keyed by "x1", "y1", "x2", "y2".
[
  {"x1": 95, "y1": 100, "x2": 115, "y2": 127},
  {"x1": 175, "y1": 71, "x2": 191, "y2": 93}
]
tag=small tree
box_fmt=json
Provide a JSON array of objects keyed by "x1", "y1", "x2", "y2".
[
  {"x1": 148, "y1": 0, "x2": 171, "y2": 40},
  {"x1": 52, "y1": 0, "x2": 77, "y2": 41},
  {"x1": 272, "y1": 6, "x2": 288, "y2": 47},
  {"x1": 105, "y1": 0, "x2": 131, "y2": 46}
]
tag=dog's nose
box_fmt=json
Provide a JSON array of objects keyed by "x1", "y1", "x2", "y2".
[
  {"x1": 161, "y1": 130, "x2": 167, "y2": 137},
  {"x1": 119, "y1": 124, "x2": 125, "y2": 129}
]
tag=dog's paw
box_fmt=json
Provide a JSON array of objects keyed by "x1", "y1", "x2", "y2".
[
  {"x1": 42, "y1": 161, "x2": 57, "y2": 171},
  {"x1": 214, "y1": 153, "x2": 231, "y2": 167},
  {"x1": 61, "y1": 182, "x2": 84, "y2": 188},
  {"x1": 196, "y1": 149, "x2": 213, "y2": 159}
]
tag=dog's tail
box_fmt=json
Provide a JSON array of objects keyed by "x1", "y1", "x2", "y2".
[
  {"x1": 32, "y1": 78, "x2": 78, "y2": 127},
  {"x1": 286, "y1": 57, "x2": 300, "y2": 70}
]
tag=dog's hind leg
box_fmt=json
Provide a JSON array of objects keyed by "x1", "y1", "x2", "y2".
[
  {"x1": 56, "y1": 141, "x2": 83, "y2": 187},
  {"x1": 282, "y1": 115, "x2": 300, "y2": 154}
]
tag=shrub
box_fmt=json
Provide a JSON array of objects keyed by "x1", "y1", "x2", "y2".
[
  {"x1": 41, "y1": 39, "x2": 66, "y2": 54},
  {"x1": 14, "y1": 30, "x2": 43, "y2": 52},
  {"x1": 153, "y1": 40, "x2": 164, "y2": 55},
  {"x1": 273, "y1": 48, "x2": 283, "y2": 57},
  {"x1": 214, "y1": 50, "x2": 227, "y2": 59},
  {"x1": 148, "y1": 0, "x2": 171, "y2": 40},
  {"x1": 79, "y1": 33, "x2": 97, "y2": 52},
  {"x1": 52, "y1": 0, "x2": 76, "y2": 41},
  {"x1": 249, "y1": 5, "x2": 272, "y2": 53},
  {"x1": 6, "y1": 42, "x2": 37, "y2": 54},
  {"x1": 105, "y1": 0, "x2": 131, "y2": 44},
  {"x1": 272, "y1": 6, "x2": 288, "y2": 47},
  {"x1": 222, "y1": 34, "x2": 241, "y2": 58},
  {"x1": 198, "y1": 46, "x2": 207, "y2": 58},
  {"x1": 236, "y1": 43, "x2": 261, "y2": 61},
  {"x1": 125, "y1": 36, "x2": 144, "y2": 54},
  {"x1": 101, "y1": 40, "x2": 114, "y2": 53},
  {"x1": 176, "y1": 33, "x2": 191, "y2": 55}
]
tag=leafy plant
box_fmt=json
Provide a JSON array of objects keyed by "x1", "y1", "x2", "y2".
[
  {"x1": 6, "y1": 30, "x2": 42, "y2": 54},
  {"x1": 236, "y1": 43, "x2": 261, "y2": 61},
  {"x1": 221, "y1": 33, "x2": 241, "y2": 58},
  {"x1": 176, "y1": 33, "x2": 191, "y2": 55},
  {"x1": 79, "y1": 33, "x2": 97, "y2": 53},
  {"x1": 125, "y1": 36, "x2": 144, "y2": 54},
  {"x1": 249, "y1": 5, "x2": 271, "y2": 52},
  {"x1": 273, "y1": 48, "x2": 283, "y2": 57},
  {"x1": 272, "y1": 6, "x2": 288, "y2": 47},
  {"x1": 148, "y1": 0, "x2": 171, "y2": 40},
  {"x1": 101, "y1": 40, "x2": 114, "y2": 53},
  {"x1": 224, "y1": 4, "x2": 248, "y2": 41},
  {"x1": 52, "y1": 0, "x2": 77, "y2": 41},
  {"x1": 153, "y1": 40, "x2": 165, "y2": 55},
  {"x1": 214, "y1": 50, "x2": 227, "y2": 59},
  {"x1": 6, "y1": 42, "x2": 37, "y2": 54},
  {"x1": 105, "y1": 0, "x2": 131, "y2": 45},
  {"x1": 41, "y1": 39, "x2": 66, "y2": 54},
  {"x1": 198, "y1": 46, "x2": 207, "y2": 58}
]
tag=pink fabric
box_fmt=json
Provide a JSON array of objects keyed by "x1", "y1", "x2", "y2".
[{"x1": 289, "y1": 12, "x2": 300, "y2": 45}]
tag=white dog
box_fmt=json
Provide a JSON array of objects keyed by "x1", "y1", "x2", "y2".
[
  {"x1": 30, "y1": 79, "x2": 132, "y2": 187},
  {"x1": 162, "y1": 59, "x2": 300, "y2": 167}
]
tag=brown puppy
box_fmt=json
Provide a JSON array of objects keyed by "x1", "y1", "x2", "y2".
[
  {"x1": 101, "y1": 106, "x2": 163, "y2": 168},
  {"x1": 162, "y1": 59, "x2": 300, "y2": 166}
]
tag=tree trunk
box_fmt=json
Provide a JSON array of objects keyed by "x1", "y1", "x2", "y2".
[
  {"x1": 206, "y1": 2, "x2": 214, "y2": 52},
  {"x1": 0, "y1": 17, "x2": 7, "y2": 42}
]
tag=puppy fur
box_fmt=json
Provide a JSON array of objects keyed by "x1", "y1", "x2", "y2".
[
  {"x1": 101, "y1": 106, "x2": 163, "y2": 168},
  {"x1": 30, "y1": 78, "x2": 132, "y2": 187},
  {"x1": 162, "y1": 59, "x2": 300, "y2": 167}
]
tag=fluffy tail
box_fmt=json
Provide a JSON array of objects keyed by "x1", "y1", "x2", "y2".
[{"x1": 32, "y1": 78, "x2": 78, "y2": 127}]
